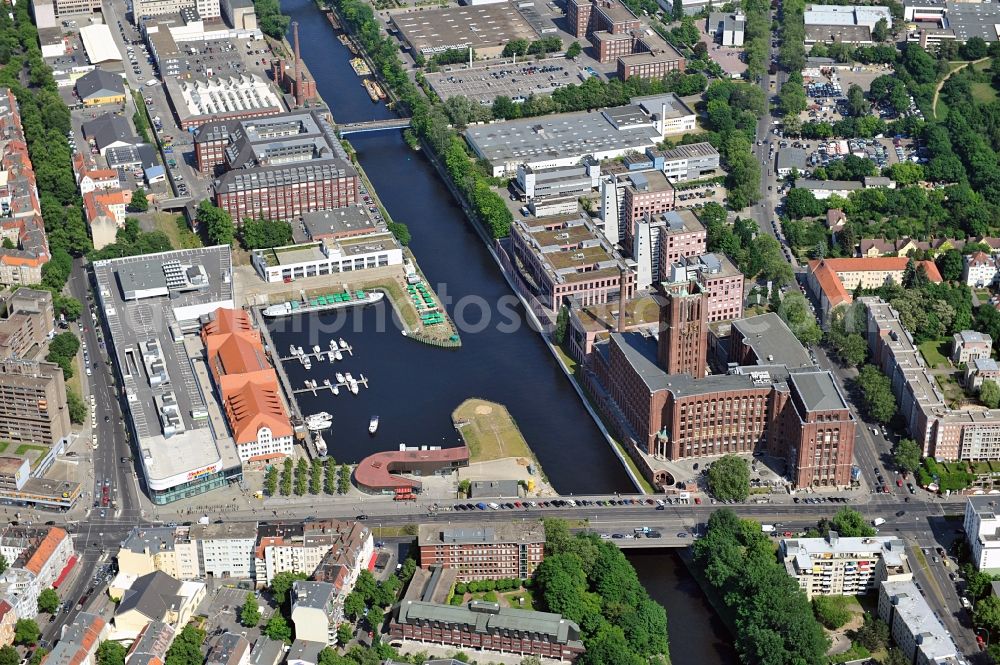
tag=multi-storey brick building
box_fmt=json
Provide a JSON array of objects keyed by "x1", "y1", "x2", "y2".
[
  {"x1": 416, "y1": 523, "x2": 545, "y2": 582},
  {"x1": 622, "y1": 171, "x2": 676, "y2": 235},
  {"x1": 656, "y1": 280, "x2": 707, "y2": 378},
  {"x1": 667, "y1": 253, "x2": 743, "y2": 323},
  {"x1": 567, "y1": 0, "x2": 685, "y2": 78},
  {"x1": 196, "y1": 110, "x2": 359, "y2": 223},
  {"x1": 507, "y1": 213, "x2": 635, "y2": 317},
  {"x1": 0, "y1": 359, "x2": 70, "y2": 448}
]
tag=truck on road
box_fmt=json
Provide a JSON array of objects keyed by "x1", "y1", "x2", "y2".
[
  {"x1": 872, "y1": 517, "x2": 886, "y2": 527},
  {"x1": 761, "y1": 524, "x2": 776, "y2": 533}
]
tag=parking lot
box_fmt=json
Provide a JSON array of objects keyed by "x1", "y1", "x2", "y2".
[
  {"x1": 834, "y1": 64, "x2": 894, "y2": 94},
  {"x1": 426, "y1": 62, "x2": 588, "y2": 104}
]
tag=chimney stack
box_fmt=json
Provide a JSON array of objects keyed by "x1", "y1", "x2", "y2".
[
  {"x1": 617, "y1": 266, "x2": 627, "y2": 333},
  {"x1": 293, "y1": 21, "x2": 303, "y2": 107}
]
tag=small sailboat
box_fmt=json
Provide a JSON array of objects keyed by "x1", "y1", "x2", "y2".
[
  {"x1": 303, "y1": 356, "x2": 312, "y2": 370},
  {"x1": 368, "y1": 416, "x2": 379, "y2": 434},
  {"x1": 328, "y1": 351, "x2": 337, "y2": 362},
  {"x1": 329, "y1": 340, "x2": 338, "y2": 351},
  {"x1": 305, "y1": 412, "x2": 332, "y2": 431}
]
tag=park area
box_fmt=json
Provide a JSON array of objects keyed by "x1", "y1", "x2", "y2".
[{"x1": 452, "y1": 398, "x2": 535, "y2": 463}]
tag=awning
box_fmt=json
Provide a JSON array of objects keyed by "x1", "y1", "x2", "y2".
[
  {"x1": 53, "y1": 555, "x2": 78, "y2": 589},
  {"x1": 366, "y1": 551, "x2": 378, "y2": 572}
]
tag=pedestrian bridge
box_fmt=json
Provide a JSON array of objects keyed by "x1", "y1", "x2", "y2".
[
  {"x1": 338, "y1": 118, "x2": 411, "y2": 135},
  {"x1": 157, "y1": 196, "x2": 192, "y2": 210}
]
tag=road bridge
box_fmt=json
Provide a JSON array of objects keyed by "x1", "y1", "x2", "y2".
[{"x1": 338, "y1": 117, "x2": 411, "y2": 135}]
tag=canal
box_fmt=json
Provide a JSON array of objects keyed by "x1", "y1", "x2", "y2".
[{"x1": 280, "y1": 2, "x2": 737, "y2": 661}]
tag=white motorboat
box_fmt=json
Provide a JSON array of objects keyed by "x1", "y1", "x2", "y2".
[
  {"x1": 368, "y1": 416, "x2": 379, "y2": 434},
  {"x1": 297, "y1": 346, "x2": 305, "y2": 355},
  {"x1": 334, "y1": 349, "x2": 343, "y2": 360},
  {"x1": 323, "y1": 379, "x2": 331, "y2": 387},
  {"x1": 333, "y1": 385, "x2": 339, "y2": 395},
  {"x1": 290, "y1": 344, "x2": 298, "y2": 355},
  {"x1": 336, "y1": 373, "x2": 345, "y2": 383},
  {"x1": 316, "y1": 433, "x2": 328, "y2": 456},
  {"x1": 305, "y1": 412, "x2": 333, "y2": 431},
  {"x1": 312, "y1": 345, "x2": 321, "y2": 355},
  {"x1": 303, "y1": 357, "x2": 312, "y2": 370},
  {"x1": 338, "y1": 338, "x2": 348, "y2": 349},
  {"x1": 329, "y1": 340, "x2": 338, "y2": 351},
  {"x1": 328, "y1": 351, "x2": 338, "y2": 362}
]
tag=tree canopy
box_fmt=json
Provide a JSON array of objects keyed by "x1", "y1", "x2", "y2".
[
  {"x1": 707, "y1": 455, "x2": 750, "y2": 501},
  {"x1": 855, "y1": 364, "x2": 898, "y2": 423}
]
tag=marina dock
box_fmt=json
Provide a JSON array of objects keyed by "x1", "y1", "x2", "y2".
[{"x1": 293, "y1": 374, "x2": 370, "y2": 395}]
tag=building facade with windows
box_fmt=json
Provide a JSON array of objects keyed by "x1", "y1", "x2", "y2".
[
  {"x1": 781, "y1": 532, "x2": 911, "y2": 598},
  {"x1": 0, "y1": 359, "x2": 70, "y2": 448},
  {"x1": 416, "y1": 523, "x2": 545, "y2": 582}
]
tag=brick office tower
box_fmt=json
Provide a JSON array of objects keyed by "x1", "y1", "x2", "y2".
[
  {"x1": 780, "y1": 371, "x2": 857, "y2": 487},
  {"x1": 656, "y1": 281, "x2": 707, "y2": 378}
]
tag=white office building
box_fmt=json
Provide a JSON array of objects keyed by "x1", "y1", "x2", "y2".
[{"x1": 965, "y1": 496, "x2": 1000, "y2": 572}]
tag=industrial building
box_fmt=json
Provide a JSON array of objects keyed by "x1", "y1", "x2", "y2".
[
  {"x1": 78, "y1": 24, "x2": 123, "y2": 65},
  {"x1": 903, "y1": 0, "x2": 1000, "y2": 46},
  {"x1": 707, "y1": 12, "x2": 745, "y2": 46},
  {"x1": 653, "y1": 142, "x2": 720, "y2": 183},
  {"x1": 803, "y1": 4, "x2": 892, "y2": 44},
  {"x1": 466, "y1": 93, "x2": 696, "y2": 177},
  {"x1": 29, "y1": 0, "x2": 103, "y2": 29},
  {"x1": 781, "y1": 532, "x2": 911, "y2": 598},
  {"x1": 196, "y1": 110, "x2": 360, "y2": 222},
  {"x1": 164, "y1": 74, "x2": 283, "y2": 130},
  {"x1": 75, "y1": 69, "x2": 127, "y2": 106},
  {"x1": 390, "y1": 4, "x2": 540, "y2": 58},
  {"x1": 514, "y1": 159, "x2": 600, "y2": 201},
  {"x1": 93, "y1": 246, "x2": 243, "y2": 505},
  {"x1": 417, "y1": 523, "x2": 546, "y2": 581},
  {"x1": 250, "y1": 234, "x2": 402, "y2": 283}
]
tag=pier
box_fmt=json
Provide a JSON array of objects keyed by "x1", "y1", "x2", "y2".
[
  {"x1": 294, "y1": 374, "x2": 370, "y2": 396},
  {"x1": 278, "y1": 341, "x2": 355, "y2": 364}
]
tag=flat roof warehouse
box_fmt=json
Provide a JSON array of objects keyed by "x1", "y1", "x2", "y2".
[{"x1": 391, "y1": 3, "x2": 540, "y2": 55}]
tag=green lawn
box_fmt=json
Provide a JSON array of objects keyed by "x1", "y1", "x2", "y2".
[
  {"x1": 918, "y1": 339, "x2": 951, "y2": 369},
  {"x1": 153, "y1": 212, "x2": 202, "y2": 250},
  {"x1": 15, "y1": 444, "x2": 46, "y2": 455},
  {"x1": 0, "y1": 442, "x2": 8, "y2": 454},
  {"x1": 972, "y1": 81, "x2": 998, "y2": 104}
]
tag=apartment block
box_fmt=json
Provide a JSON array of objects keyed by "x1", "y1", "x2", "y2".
[
  {"x1": 878, "y1": 581, "x2": 966, "y2": 665},
  {"x1": 255, "y1": 520, "x2": 372, "y2": 587},
  {"x1": 964, "y1": 496, "x2": 1000, "y2": 572},
  {"x1": 0, "y1": 600, "x2": 14, "y2": 647},
  {"x1": 807, "y1": 258, "x2": 942, "y2": 326},
  {"x1": 206, "y1": 633, "x2": 251, "y2": 665},
  {"x1": 417, "y1": 523, "x2": 545, "y2": 582},
  {"x1": 0, "y1": 359, "x2": 71, "y2": 448},
  {"x1": 781, "y1": 532, "x2": 911, "y2": 599},
  {"x1": 290, "y1": 582, "x2": 342, "y2": 645},
  {"x1": 24, "y1": 526, "x2": 74, "y2": 588},
  {"x1": 43, "y1": 613, "x2": 108, "y2": 665},
  {"x1": 183, "y1": 523, "x2": 257, "y2": 579},
  {"x1": 125, "y1": 620, "x2": 176, "y2": 665},
  {"x1": 0, "y1": 287, "x2": 53, "y2": 361}
]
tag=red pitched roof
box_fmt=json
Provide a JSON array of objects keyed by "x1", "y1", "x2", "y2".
[{"x1": 24, "y1": 527, "x2": 67, "y2": 577}]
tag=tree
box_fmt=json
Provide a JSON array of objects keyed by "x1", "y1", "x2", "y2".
[
  {"x1": 67, "y1": 388, "x2": 86, "y2": 424},
  {"x1": 14, "y1": 619, "x2": 39, "y2": 645},
  {"x1": 828, "y1": 507, "x2": 876, "y2": 537},
  {"x1": 707, "y1": 454, "x2": 749, "y2": 501},
  {"x1": 336, "y1": 622, "x2": 353, "y2": 646},
  {"x1": 554, "y1": 305, "x2": 569, "y2": 344},
  {"x1": 849, "y1": 613, "x2": 889, "y2": 652},
  {"x1": 239, "y1": 218, "x2": 293, "y2": 250},
  {"x1": 0, "y1": 553, "x2": 7, "y2": 576},
  {"x1": 96, "y1": 641, "x2": 126, "y2": 665},
  {"x1": 128, "y1": 188, "x2": 148, "y2": 212},
  {"x1": 366, "y1": 606, "x2": 384, "y2": 632},
  {"x1": 270, "y1": 571, "x2": 308, "y2": 606},
  {"x1": 387, "y1": 221, "x2": 410, "y2": 246},
  {"x1": 847, "y1": 84, "x2": 868, "y2": 117},
  {"x1": 962, "y1": 36, "x2": 988, "y2": 60},
  {"x1": 936, "y1": 249, "x2": 964, "y2": 282},
  {"x1": 264, "y1": 466, "x2": 278, "y2": 496},
  {"x1": 263, "y1": 614, "x2": 292, "y2": 642},
  {"x1": 778, "y1": 292, "x2": 822, "y2": 346},
  {"x1": 197, "y1": 200, "x2": 234, "y2": 247},
  {"x1": 872, "y1": 17, "x2": 889, "y2": 42},
  {"x1": 812, "y1": 596, "x2": 851, "y2": 629},
  {"x1": 893, "y1": 438, "x2": 922, "y2": 474},
  {"x1": 37, "y1": 588, "x2": 59, "y2": 614},
  {"x1": 0, "y1": 646, "x2": 17, "y2": 665},
  {"x1": 165, "y1": 625, "x2": 206, "y2": 665},
  {"x1": 673, "y1": 0, "x2": 684, "y2": 20},
  {"x1": 343, "y1": 591, "x2": 365, "y2": 619},
  {"x1": 240, "y1": 592, "x2": 260, "y2": 627},
  {"x1": 565, "y1": 41, "x2": 582, "y2": 59},
  {"x1": 856, "y1": 364, "x2": 898, "y2": 423},
  {"x1": 975, "y1": 594, "x2": 1000, "y2": 634},
  {"x1": 28, "y1": 648, "x2": 47, "y2": 665},
  {"x1": 982, "y1": 380, "x2": 1000, "y2": 409}
]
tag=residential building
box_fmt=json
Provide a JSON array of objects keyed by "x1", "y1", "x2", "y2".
[
  {"x1": 285, "y1": 640, "x2": 323, "y2": 665},
  {"x1": 952, "y1": 330, "x2": 992, "y2": 365},
  {"x1": 83, "y1": 189, "x2": 130, "y2": 250},
  {"x1": 861, "y1": 297, "x2": 1000, "y2": 460},
  {"x1": 0, "y1": 528, "x2": 33, "y2": 570},
  {"x1": 81, "y1": 114, "x2": 138, "y2": 156},
  {"x1": 963, "y1": 251, "x2": 998, "y2": 287},
  {"x1": 255, "y1": 520, "x2": 372, "y2": 587},
  {"x1": 247, "y1": 638, "x2": 283, "y2": 665},
  {"x1": 250, "y1": 235, "x2": 402, "y2": 284},
  {"x1": 198, "y1": 111, "x2": 359, "y2": 222},
  {"x1": 125, "y1": 621, "x2": 176, "y2": 665},
  {"x1": 184, "y1": 522, "x2": 258, "y2": 579},
  {"x1": 667, "y1": 253, "x2": 744, "y2": 323},
  {"x1": 43, "y1": 613, "x2": 108, "y2": 665},
  {"x1": 465, "y1": 94, "x2": 696, "y2": 177},
  {"x1": 966, "y1": 358, "x2": 1000, "y2": 392},
  {"x1": 0, "y1": 600, "x2": 15, "y2": 647},
  {"x1": 111, "y1": 571, "x2": 206, "y2": 640},
  {"x1": 507, "y1": 213, "x2": 635, "y2": 316},
  {"x1": 780, "y1": 532, "x2": 911, "y2": 598},
  {"x1": 793, "y1": 179, "x2": 863, "y2": 200},
  {"x1": 0, "y1": 568, "x2": 38, "y2": 620},
  {"x1": 201, "y1": 308, "x2": 293, "y2": 466},
  {"x1": 806, "y1": 257, "x2": 943, "y2": 325},
  {"x1": 878, "y1": 580, "x2": 966, "y2": 665},
  {"x1": 707, "y1": 12, "x2": 745, "y2": 45},
  {"x1": 117, "y1": 527, "x2": 187, "y2": 580},
  {"x1": 0, "y1": 287, "x2": 53, "y2": 361},
  {"x1": 965, "y1": 496, "x2": 1000, "y2": 572},
  {"x1": 417, "y1": 523, "x2": 545, "y2": 581},
  {"x1": 24, "y1": 526, "x2": 73, "y2": 588},
  {"x1": 290, "y1": 582, "x2": 341, "y2": 645},
  {"x1": 206, "y1": 633, "x2": 251, "y2": 665},
  {"x1": 0, "y1": 90, "x2": 50, "y2": 286},
  {"x1": 803, "y1": 5, "x2": 892, "y2": 45},
  {"x1": 390, "y1": 565, "x2": 585, "y2": 662},
  {"x1": 75, "y1": 69, "x2": 126, "y2": 106},
  {"x1": 0, "y1": 360, "x2": 70, "y2": 447}
]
